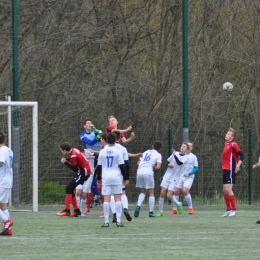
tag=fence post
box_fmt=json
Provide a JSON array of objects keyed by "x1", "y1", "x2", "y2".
[
  {"x1": 168, "y1": 128, "x2": 172, "y2": 156},
  {"x1": 248, "y1": 128, "x2": 252, "y2": 205}
]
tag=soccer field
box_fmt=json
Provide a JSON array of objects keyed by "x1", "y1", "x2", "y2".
[{"x1": 1, "y1": 205, "x2": 260, "y2": 260}]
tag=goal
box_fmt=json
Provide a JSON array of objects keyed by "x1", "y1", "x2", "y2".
[{"x1": 0, "y1": 100, "x2": 38, "y2": 212}]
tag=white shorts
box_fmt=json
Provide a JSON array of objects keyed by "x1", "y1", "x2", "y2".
[
  {"x1": 0, "y1": 188, "x2": 11, "y2": 203},
  {"x1": 102, "y1": 184, "x2": 122, "y2": 195},
  {"x1": 136, "y1": 174, "x2": 154, "y2": 189},
  {"x1": 168, "y1": 180, "x2": 178, "y2": 191},
  {"x1": 176, "y1": 175, "x2": 195, "y2": 189},
  {"x1": 160, "y1": 179, "x2": 172, "y2": 189},
  {"x1": 76, "y1": 175, "x2": 93, "y2": 193}
]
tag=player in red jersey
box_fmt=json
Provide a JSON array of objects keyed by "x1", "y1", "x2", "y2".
[
  {"x1": 56, "y1": 142, "x2": 91, "y2": 217},
  {"x1": 221, "y1": 128, "x2": 244, "y2": 217},
  {"x1": 106, "y1": 115, "x2": 135, "y2": 145}
]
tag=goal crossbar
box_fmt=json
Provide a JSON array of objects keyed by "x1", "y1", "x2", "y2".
[{"x1": 0, "y1": 101, "x2": 38, "y2": 212}]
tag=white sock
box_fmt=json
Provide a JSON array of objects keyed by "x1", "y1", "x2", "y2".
[
  {"x1": 137, "y1": 193, "x2": 145, "y2": 207},
  {"x1": 110, "y1": 195, "x2": 116, "y2": 214},
  {"x1": 76, "y1": 196, "x2": 81, "y2": 209},
  {"x1": 173, "y1": 195, "x2": 179, "y2": 210},
  {"x1": 172, "y1": 196, "x2": 180, "y2": 207},
  {"x1": 149, "y1": 196, "x2": 155, "y2": 212},
  {"x1": 115, "y1": 201, "x2": 122, "y2": 223},
  {"x1": 0, "y1": 209, "x2": 8, "y2": 223},
  {"x1": 80, "y1": 199, "x2": 86, "y2": 213},
  {"x1": 159, "y1": 197, "x2": 164, "y2": 212},
  {"x1": 185, "y1": 194, "x2": 193, "y2": 208},
  {"x1": 103, "y1": 202, "x2": 110, "y2": 224},
  {"x1": 2, "y1": 209, "x2": 11, "y2": 229},
  {"x1": 121, "y1": 194, "x2": 128, "y2": 210}
]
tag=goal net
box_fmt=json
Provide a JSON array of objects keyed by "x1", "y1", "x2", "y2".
[{"x1": 0, "y1": 100, "x2": 38, "y2": 212}]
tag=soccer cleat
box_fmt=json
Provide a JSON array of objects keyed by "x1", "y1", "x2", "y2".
[
  {"x1": 123, "y1": 209, "x2": 132, "y2": 222},
  {"x1": 69, "y1": 209, "x2": 81, "y2": 217},
  {"x1": 81, "y1": 213, "x2": 86, "y2": 217},
  {"x1": 156, "y1": 212, "x2": 163, "y2": 217},
  {"x1": 112, "y1": 213, "x2": 117, "y2": 223},
  {"x1": 169, "y1": 210, "x2": 177, "y2": 215},
  {"x1": 56, "y1": 209, "x2": 70, "y2": 217},
  {"x1": 101, "y1": 223, "x2": 109, "y2": 227},
  {"x1": 99, "y1": 212, "x2": 104, "y2": 218},
  {"x1": 149, "y1": 212, "x2": 156, "y2": 217},
  {"x1": 134, "y1": 206, "x2": 140, "y2": 217},
  {"x1": 188, "y1": 208, "x2": 194, "y2": 215},
  {"x1": 228, "y1": 210, "x2": 236, "y2": 217},
  {"x1": 256, "y1": 220, "x2": 260, "y2": 224},
  {"x1": 222, "y1": 210, "x2": 232, "y2": 217},
  {"x1": 177, "y1": 202, "x2": 183, "y2": 214},
  {"x1": 0, "y1": 219, "x2": 14, "y2": 235},
  {"x1": 3, "y1": 229, "x2": 12, "y2": 235},
  {"x1": 116, "y1": 222, "x2": 124, "y2": 227}
]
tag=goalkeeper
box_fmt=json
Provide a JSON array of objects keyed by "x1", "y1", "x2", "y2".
[{"x1": 80, "y1": 119, "x2": 102, "y2": 152}]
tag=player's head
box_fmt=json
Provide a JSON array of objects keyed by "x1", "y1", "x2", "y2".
[
  {"x1": 225, "y1": 128, "x2": 236, "y2": 141},
  {"x1": 113, "y1": 130, "x2": 121, "y2": 142},
  {"x1": 101, "y1": 133, "x2": 107, "y2": 145},
  {"x1": 0, "y1": 132, "x2": 6, "y2": 145},
  {"x1": 83, "y1": 119, "x2": 92, "y2": 131},
  {"x1": 106, "y1": 133, "x2": 117, "y2": 145},
  {"x1": 76, "y1": 145, "x2": 85, "y2": 153},
  {"x1": 152, "y1": 141, "x2": 162, "y2": 151},
  {"x1": 180, "y1": 142, "x2": 190, "y2": 154},
  {"x1": 60, "y1": 142, "x2": 72, "y2": 155},
  {"x1": 186, "y1": 140, "x2": 193, "y2": 152},
  {"x1": 108, "y1": 115, "x2": 118, "y2": 126}
]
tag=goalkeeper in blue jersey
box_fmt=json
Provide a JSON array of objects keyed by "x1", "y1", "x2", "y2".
[{"x1": 80, "y1": 119, "x2": 102, "y2": 152}]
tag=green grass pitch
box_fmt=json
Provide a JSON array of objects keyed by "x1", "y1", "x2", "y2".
[{"x1": 1, "y1": 205, "x2": 260, "y2": 260}]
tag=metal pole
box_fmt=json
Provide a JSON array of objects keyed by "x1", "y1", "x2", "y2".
[
  {"x1": 248, "y1": 128, "x2": 252, "y2": 205},
  {"x1": 182, "y1": 0, "x2": 189, "y2": 142}
]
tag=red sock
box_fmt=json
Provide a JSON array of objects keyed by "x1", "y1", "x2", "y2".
[
  {"x1": 230, "y1": 194, "x2": 236, "y2": 210},
  {"x1": 87, "y1": 193, "x2": 93, "y2": 208},
  {"x1": 224, "y1": 194, "x2": 231, "y2": 211},
  {"x1": 65, "y1": 194, "x2": 72, "y2": 210},
  {"x1": 71, "y1": 196, "x2": 79, "y2": 210},
  {"x1": 101, "y1": 196, "x2": 104, "y2": 204}
]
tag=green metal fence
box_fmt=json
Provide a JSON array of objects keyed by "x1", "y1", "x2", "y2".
[{"x1": 37, "y1": 126, "x2": 260, "y2": 205}]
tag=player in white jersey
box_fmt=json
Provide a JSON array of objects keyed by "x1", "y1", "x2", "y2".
[
  {"x1": 97, "y1": 133, "x2": 127, "y2": 227},
  {"x1": 75, "y1": 145, "x2": 96, "y2": 216},
  {"x1": 156, "y1": 142, "x2": 190, "y2": 217},
  {"x1": 110, "y1": 131, "x2": 142, "y2": 222},
  {"x1": 173, "y1": 141, "x2": 198, "y2": 215},
  {"x1": 0, "y1": 132, "x2": 14, "y2": 235},
  {"x1": 134, "y1": 141, "x2": 162, "y2": 218}
]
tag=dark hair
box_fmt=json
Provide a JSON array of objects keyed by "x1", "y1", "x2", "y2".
[
  {"x1": 0, "y1": 132, "x2": 6, "y2": 144},
  {"x1": 101, "y1": 133, "x2": 107, "y2": 141},
  {"x1": 153, "y1": 141, "x2": 162, "y2": 151},
  {"x1": 106, "y1": 133, "x2": 116, "y2": 144},
  {"x1": 113, "y1": 130, "x2": 121, "y2": 141},
  {"x1": 60, "y1": 142, "x2": 71, "y2": 151},
  {"x1": 83, "y1": 119, "x2": 92, "y2": 125},
  {"x1": 77, "y1": 145, "x2": 85, "y2": 153}
]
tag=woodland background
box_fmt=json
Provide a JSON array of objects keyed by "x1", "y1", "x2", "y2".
[{"x1": 0, "y1": 0, "x2": 260, "y2": 204}]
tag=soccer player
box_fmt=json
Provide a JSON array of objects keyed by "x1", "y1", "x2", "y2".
[
  {"x1": 0, "y1": 132, "x2": 14, "y2": 235},
  {"x1": 111, "y1": 131, "x2": 142, "y2": 222},
  {"x1": 253, "y1": 157, "x2": 260, "y2": 224},
  {"x1": 106, "y1": 115, "x2": 135, "y2": 145},
  {"x1": 221, "y1": 128, "x2": 244, "y2": 217},
  {"x1": 173, "y1": 141, "x2": 198, "y2": 215},
  {"x1": 56, "y1": 142, "x2": 91, "y2": 217},
  {"x1": 134, "y1": 141, "x2": 162, "y2": 218},
  {"x1": 75, "y1": 145, "x2": 97, "y2": 216},
  {"x1": 97, "y1": 133, "x2": 127, "y2": 227},
  {"x1": 156, "y1": 142, "x2": 190, "y2": 217},
  {"x1": 80, "y1": 119, "x2": 102, "y2": 152}
]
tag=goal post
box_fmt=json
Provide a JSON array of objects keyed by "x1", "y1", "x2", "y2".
[{"x1": 0, "y1": 101, "x2": 38, "y2": 212}]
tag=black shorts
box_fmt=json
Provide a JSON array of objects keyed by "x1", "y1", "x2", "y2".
[
  {"x1": 223, "y1": 170, "x2": 236, "y2": 184},
  {"x1": 66, "y1": 174, "x2": 89, "y2": 194}
]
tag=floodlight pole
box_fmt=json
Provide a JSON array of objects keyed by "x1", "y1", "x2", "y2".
[{"x1": 182, "y1": 0, "x2": 189, "y2": 142}]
